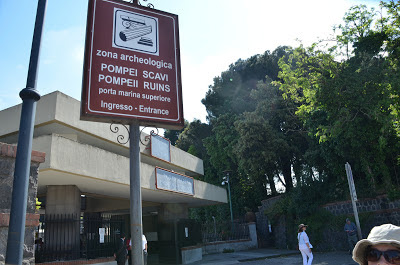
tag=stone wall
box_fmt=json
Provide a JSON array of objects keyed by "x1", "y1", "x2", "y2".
[
  {"x1": 256, "y1": 195, "x2": 400, "y2": 251},
  {"x1": 323, "y1": 196, "x2": 400, "y2": 219},
  {"x1": 255, "y1": 196, "x2": 282, "y2": 248},
  {"x1": 322, "y1": 195, "x2": 400, "y2": 242},
  {"x1": 0, "y1": 142, "x2": 45, "y2": 265}
]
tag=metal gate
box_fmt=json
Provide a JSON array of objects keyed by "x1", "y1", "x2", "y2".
[{"x1": 35, "y1": 213, "x2": 125, "y2": 263}]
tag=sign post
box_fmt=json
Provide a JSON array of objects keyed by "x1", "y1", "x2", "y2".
[
  {"x1": 6, "y1": 0, "x2": 46, "y2": 263},
  {"x1": 81, "y1": 0, "x2": 183, "y2": 129},
  {"x1": 81, "y1": 1, "x2": 183, "y2": 264},
  {"x1": 345, "y1": 162, "x2": 362, "y2": 239}
]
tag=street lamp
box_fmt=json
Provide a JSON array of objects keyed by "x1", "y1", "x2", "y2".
[{"x1": 222, "y1": 170, "x2": 233, "y2": 224}]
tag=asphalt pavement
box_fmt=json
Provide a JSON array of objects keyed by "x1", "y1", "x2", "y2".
[
  {"x1": 185, "y1": 249, "x2": 358, "y2": 265},
  {"x1": 95, "y1": 249, "x2": 358, "y2": 265}
]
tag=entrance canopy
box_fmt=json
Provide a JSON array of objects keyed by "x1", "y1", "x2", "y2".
[{"x1": 0, "y1": 91, "x2": 227, "y2": 209}]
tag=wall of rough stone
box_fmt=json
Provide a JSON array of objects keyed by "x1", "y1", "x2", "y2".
[
  {"x1": 256, "y1": 195, "x2": 400, "y2": 251},
  {"x1": 0, "y1": 142, "x2": 45, "y2": 265},
  {"x1": 322, "y1": 196, "x2": 400, "y2": 246},
  {"x1": 323, "y1": 196, "x2": 400, "y2": 219},
  {"x1": 255, "y1": 196, "x2": 283, "y2": 248}
]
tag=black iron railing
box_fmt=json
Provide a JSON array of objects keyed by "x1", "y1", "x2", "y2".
[
  {"x1": 35, "y1": 213, "x2": 125, "y2": 263},
  {"x1": 201, "y1": 220, "x2": 250, "y2": 243}
]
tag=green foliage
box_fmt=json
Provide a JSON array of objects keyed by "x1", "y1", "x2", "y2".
[
  {"x1": 222, "y1": 248, "x2": 235, "y2": 253},
  {"x1": 187, "y1": 145, "x2": 198, "y2": 157},
  {"x1": 175, "y1": 119, "x2": 211, "y2": 160},
  {"x1": 266, "y1": 191, "x2": 374, "y2": 249},
  {"x1": 202, "y1": 46, "x2": 289, "y2": 119},
  {"x1": 187, "y1": 2, "x2": 400, "y2": 226},
  {"x1": 163, "y1": 120, "x2": 189, "y2": 146},
  {"x1": 275, "y1": 2, "x2": 400, "y2": 196},
  {"x1": 334, "y1": 4, "x2": 376, "y2": 54},
  {"x1": 266, "y1": 184, "x2": 332, "y2": 223},
  {"x1": 189, "y1": 204, "x2": 230, "y2": 225},
  {"x1": 36, "y1": 198, "x2": 41, "y2": 211},
  {"x1": 388, "y1": 187, "x2": 400, "y2": 201},
  {"x1": 298, "y1": 211, "x2": 373, "y2": 249}
]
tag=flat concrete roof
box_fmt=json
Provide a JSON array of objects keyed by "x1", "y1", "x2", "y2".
[{"x1": 0, "y1": 91, "x2": 227, "y2": 207}]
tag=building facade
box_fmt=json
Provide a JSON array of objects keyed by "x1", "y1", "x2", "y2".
[{"x1": 0, "y1": 91, "x2": 227, "y2": 262}]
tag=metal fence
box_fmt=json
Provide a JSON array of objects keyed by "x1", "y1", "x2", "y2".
[
  {"x1": 35, "y1": 213, "x2": 125, "y2": 263},
  {"x1": 201, "y1": 220, "x2": 250, "y2": 243}
]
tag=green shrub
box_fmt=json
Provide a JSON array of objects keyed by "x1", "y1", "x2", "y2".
[{"x1": 222, "y1": 248, "x2": 235, "y2": 253}]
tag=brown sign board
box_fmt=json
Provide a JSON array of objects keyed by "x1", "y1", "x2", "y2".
[{"x1": 81, "y1": 0, "x2": 184, "y2": 129}]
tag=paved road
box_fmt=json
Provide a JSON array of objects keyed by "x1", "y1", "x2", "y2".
[
  {"x1": 96, "y1": 250, "x2": 358, "y2": 265},
  {"x1": 185, "y1": 250, "x2": 358, "y2": 265},
  {"x1": 237, "y1": 252, "x2": 357, "y2": 265}
]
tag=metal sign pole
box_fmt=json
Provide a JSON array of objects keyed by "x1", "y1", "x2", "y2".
[
  {"x1": 345, "y1": 162, "x2": 362, "y2": 239},
  {"x1": 129, "y1": 123, "x2": 144, "y2": 265},
  {"x1": 6, "y1": 0, "x2": 46, "y2": 264}
]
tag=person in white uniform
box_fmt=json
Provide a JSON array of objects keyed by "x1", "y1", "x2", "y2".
[
  {"x1": 298, "y1": 224, "x2": 313, "y2": 265},
  {"x1": 142, "y1": 234, "x2": 148, "y2": 265},
  {"x1": 129, "y1": 234, "x2": 148, "y2": 265}
]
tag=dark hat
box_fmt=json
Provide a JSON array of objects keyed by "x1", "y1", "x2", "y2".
[{"x1": 298, "y1": 224, "x2": 308, "y2": 230}]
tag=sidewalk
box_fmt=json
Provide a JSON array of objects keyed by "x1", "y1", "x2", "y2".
[
  {"x1": 188, "y1": 248, "x2": 299, "y2": 265},
  {"x1": 94, "y1": 248, "x2": 358, "y2": 265},
  {"x1": 187, "y1": 249, "x2": 358, "y2": 265}
]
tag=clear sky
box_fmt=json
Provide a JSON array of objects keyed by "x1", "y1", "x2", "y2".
[{"x1": 0, "y1": 0, "x2": 380, "y2": 123}]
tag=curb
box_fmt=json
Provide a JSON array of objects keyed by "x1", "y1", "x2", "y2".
[{"x1": 238, "y1": 252, "x2": 299, "y2": 262}]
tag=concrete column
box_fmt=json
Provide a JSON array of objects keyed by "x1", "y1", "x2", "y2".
[
  {"x1": 46, "y1": 185, "x2": 81, "y2": 215},
  {"x1": 248, "y1": 222, "x2": 258, "y2": 248},
  {"x1": 45, "y1": 185, "x2": 81, "y2": 259},
  {"x1": 157, "y1": 203, "x2": 189, "y2": 264}
]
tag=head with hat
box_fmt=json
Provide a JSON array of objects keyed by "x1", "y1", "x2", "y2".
[
  {"x1": 298, "y1": 224, "x2": 308, "y2": 233},
  {"x1": 353, "y1": 224, "x2": 400, "y2": 265}
]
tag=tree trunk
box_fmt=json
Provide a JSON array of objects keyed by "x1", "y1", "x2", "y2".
[
  {"x1": 266, "y1": 173, "x2": 277, "y2": 195},
  {"x1": 293, "y1": 161, "x2": 302, "y2": 187},
  {"x1": 281, "y1": 158, "x2": 293, "y2": 191}
]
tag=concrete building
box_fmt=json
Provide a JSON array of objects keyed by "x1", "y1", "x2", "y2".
[{"x1": 0, "y1": 91, "x2": 227, "y2": 263}]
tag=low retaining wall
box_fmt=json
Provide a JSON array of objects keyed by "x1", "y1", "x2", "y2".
[
  {"x1": 323, "y1": 195, "x2": 400, "y2": 222},
  {"x1": 256, "y1": 195, "x2": 400, "y2": 251},
  {"x1": 40, "y1": 257, "x2": 115, "y2": 265},
  {"x1": 179, "y1": 223, "x2": 258, "y2": 264},
  {"x1": 181, "y1": 245, "x2": 202, "y2": 264},
  {"x1": 203, "y1": 223, "x2": 257, "y2": 255},
  {"x1": 322, "y1": 195, "x2": 400, "y2": 245}
]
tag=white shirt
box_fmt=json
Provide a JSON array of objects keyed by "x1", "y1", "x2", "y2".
[
  {"x1": 142, "y1": 234, "x2": 147, "y2": 251},
  {"x1": 298, "y1": 231, "x2": 313, "y2": 250},
  {"x1": 129, "y1": 235, "x2": 148, "y2": 250}
]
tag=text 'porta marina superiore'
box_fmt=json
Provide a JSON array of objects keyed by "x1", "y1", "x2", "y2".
[{"x1": 81, "y1": 0, "x2": 183, "y2": 129}]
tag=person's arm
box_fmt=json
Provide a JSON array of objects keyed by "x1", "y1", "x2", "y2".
[{"x1": 303, "y1": 233, "x2": 312, "y2": 251}]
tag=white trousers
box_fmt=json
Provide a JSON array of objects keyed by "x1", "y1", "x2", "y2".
[{"x1": 300, "y1": 248, "x2": 313, "y2": 265}]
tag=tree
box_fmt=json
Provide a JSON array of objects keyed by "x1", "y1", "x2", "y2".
[
  {"x1": 276, "y1": 3, "x2": 400, "y2": 197},
  {"x1": 163, "y1": 120, "x2": 189, "y2": 146}
]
